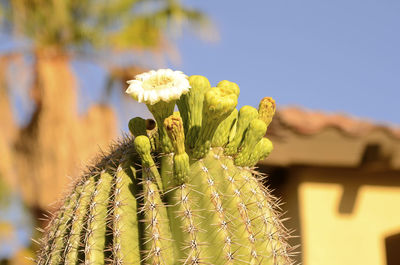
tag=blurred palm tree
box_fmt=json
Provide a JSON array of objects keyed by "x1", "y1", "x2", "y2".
[{"x1": 0, "y1": 0, "x2": 212, "y2": 214}]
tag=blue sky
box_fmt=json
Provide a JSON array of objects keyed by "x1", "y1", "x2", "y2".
[
  {"x1": 174, "y1": 0, "x2": 400, "y2": 126},
  {"x1": 3, "y1": 0, "x2": 400, "y2": 130},
  {"x1": 0, "y1": 193, "x2": 32, "y2": 259}
]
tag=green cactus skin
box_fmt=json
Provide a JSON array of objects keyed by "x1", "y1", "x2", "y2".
[{"x1": 37, "y1": 74, "x2": 295, "y2": 265}]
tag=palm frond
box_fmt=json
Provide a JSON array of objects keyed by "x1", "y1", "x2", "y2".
[{"x1": 1, "y1": 0, "x2": 214, "y2": 51}]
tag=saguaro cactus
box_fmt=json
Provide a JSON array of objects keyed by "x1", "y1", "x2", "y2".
[{"x1": 37, "y1": 69, "x2": 295, "y2": 265}]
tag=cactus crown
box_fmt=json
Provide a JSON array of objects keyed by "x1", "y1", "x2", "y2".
[{"x1": 37, "y1": 69, "x2": 295, "y2": 265}]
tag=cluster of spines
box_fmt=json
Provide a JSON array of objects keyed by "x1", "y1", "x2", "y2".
[
  {"x1": 37, "y1": 74, "x2": 297, "y2": 265},
  {"x1": 198, "y1": 158, "x2": 233, "y2": 263},
  {"x1": 36, "y1": 139, "x2": 139, "y2": 265},
  {"x1": 175, "y1": 184, "x2": 201, "y2": 264},
  {"x1": 37, "y1": 143, "x2": 296, "y2": 264}
]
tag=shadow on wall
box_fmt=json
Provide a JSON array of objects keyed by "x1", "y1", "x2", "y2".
[
  {"x1": 259, "y1": 164, "x2": 400, "y2": 265},
  {"x1": 386, "y1": 232, "x2": 400, "y2": 265}
]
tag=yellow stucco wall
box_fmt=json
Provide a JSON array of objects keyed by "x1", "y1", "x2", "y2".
[{"x1": 299, "y1": 181, "x2": 400, "y2": 265}]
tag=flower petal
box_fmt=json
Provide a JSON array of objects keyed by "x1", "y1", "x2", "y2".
[{"x1": 126, "y1": 69, "x2": 190, "y2": 105}]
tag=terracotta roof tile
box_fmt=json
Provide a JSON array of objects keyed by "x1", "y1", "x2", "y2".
[{"x1": 275, "y1": 106, "x2": 400, "y2": 139}]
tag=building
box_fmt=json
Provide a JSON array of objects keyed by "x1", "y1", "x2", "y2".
[{"x1": 260, "y1": 107, "x2": 400, "y2": 265}]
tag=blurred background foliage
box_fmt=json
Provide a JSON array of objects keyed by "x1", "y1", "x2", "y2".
[
  {"x1": 0, "y1": 0, "x2": 209, "y2": 50},
  {"x1": 0, "y1": 0, "x2": 213, "y2": 263}
]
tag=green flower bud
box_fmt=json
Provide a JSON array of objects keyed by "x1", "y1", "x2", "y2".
[
  {"x1": 133, "y1": 135, "x2": 154, "y2": 168},
  {"x1": 134, "y1": 135, "x2": 164, "y2": 190},
  {"x1": 128, "y1": 117, "x2": 147, "y2": 137},
  {"x1": 234, "y1": 119, "x2": 268, "y2": 166},
  {"x1": 177, "y1": 75, "x2": 211, "y2": 149},
  {"x1": 258, "y1": 97, "x2": 276, "y2": 128},
  {"x1": 224, "y1": 105, "x2": 259, "y2": 155},
  {"x1": 203, "y1": 87, "x2": 238, "y2": 117},
  {"x1": 164, "y1": 115, "x2": 186, "y2": 155},
  {"x1": 192, "y1": 86, "x2": 238, "y2": 158},
  {"x1": 248, "y1": 137, "x2": 274, "y2": 167},
  {"x1": 164, "y1": 115, "x2": 190, "y2": 184},
  {"x1": 212, "y1": 108, "x2": 238, "y2": 147},
  {"x1": 217, "y1": 80, "x2": 240, "y2": 97}
]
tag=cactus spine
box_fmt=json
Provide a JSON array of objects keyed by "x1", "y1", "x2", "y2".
[{"x1": 37, "y1": 69, "x2": 295, "y2": 265}]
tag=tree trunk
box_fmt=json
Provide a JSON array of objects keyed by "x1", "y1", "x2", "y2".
[
  {"x1": 14, "y1": 49, "x2": 117, "y2": 211},
  {"x1": 0, "y1": 55, "x2": 17, "y2": 190}
]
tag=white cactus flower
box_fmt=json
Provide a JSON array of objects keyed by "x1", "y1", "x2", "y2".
[{"x1": 126, "y1": 69, "x2": 190, "y2": 105}]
